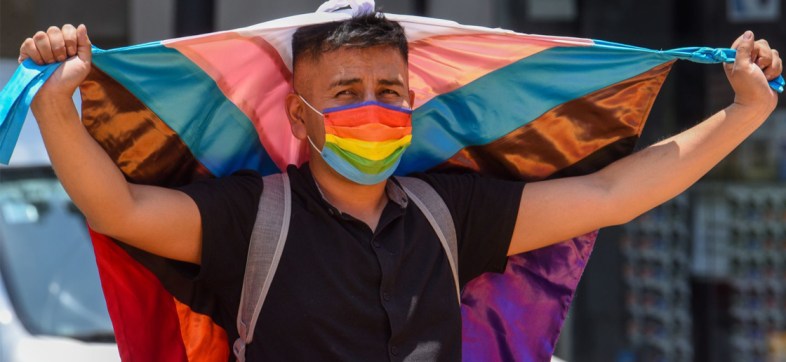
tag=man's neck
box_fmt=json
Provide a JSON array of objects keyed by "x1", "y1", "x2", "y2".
[{"x1": 309, "y1": 161, "x2": 388, "y2": 231}]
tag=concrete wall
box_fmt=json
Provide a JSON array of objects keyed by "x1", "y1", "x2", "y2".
[
  {"x1": 426, "y1": 0, "x2": 496, "y2": 26},
  {"x1": 216, "y1": 0, "x2": 419, "y2": 30},
  {"x1": 1, "y1": 0, "x2": 129, "y2": 57},
  {"x1": 130, "y1": 0, "x2": 175, "y2": 44}
]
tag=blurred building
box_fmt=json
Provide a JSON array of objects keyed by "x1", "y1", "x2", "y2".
[{"x1": 1, "y1": 0, "x2": 784, "y2": 361}]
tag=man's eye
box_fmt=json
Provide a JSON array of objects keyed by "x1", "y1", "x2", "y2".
[
  {"x1": 335, "y1": 90, "x2": 355, "y2": 97},
  {"x1": 381, "y1": 89, "x2": 400, "y2": 96}
]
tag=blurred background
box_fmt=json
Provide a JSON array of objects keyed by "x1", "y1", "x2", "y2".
[{"x1": 0, "y1": 0, "x2": 784, "y2": 361}]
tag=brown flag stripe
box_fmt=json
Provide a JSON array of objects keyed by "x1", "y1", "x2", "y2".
[{"x1": 432, "y1": 61, "x2": 674, "y2": 181}]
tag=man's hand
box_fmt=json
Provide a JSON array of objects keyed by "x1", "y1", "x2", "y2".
[
  {"x1": 20, "y1": 24, "x2": 203, "y2": 265},
  {"x1": 19, "y1": 24, "x2": 92, "y2": 99},
  {"x1": 509, "y1": 31, "x2": 782, "y2": 256},
  {"x1": 725, "y1": 31, "x2": 781, "y2": 115}
]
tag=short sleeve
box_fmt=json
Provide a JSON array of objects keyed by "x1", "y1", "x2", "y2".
[
  {"x1": 177, "y1": 170, "x2": 263, "y2": 288},
  {"x1": 413, "y1": 173, "x2": 524, "y2": 287}
]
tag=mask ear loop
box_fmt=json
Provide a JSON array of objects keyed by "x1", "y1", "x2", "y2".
[
  {"x1": 295, "y1": 93, "x2": 326, "y2": 155},
  {"x1": 306, "y1": 135, "x2": 323, "y2": 156},
  {"x1": 297, "y1": 94, "x2": 324, "y2": 116}
]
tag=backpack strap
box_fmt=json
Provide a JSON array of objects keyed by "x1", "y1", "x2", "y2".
[
  {"x1": 395, "y1": 176, "x2": 460, "y2": 305},
  {"x1": 233, "y1": 173, "x2": 291, "y2": 362}
]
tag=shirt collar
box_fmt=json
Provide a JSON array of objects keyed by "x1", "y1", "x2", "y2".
[
  {"x1": 385, "y1": 177, "x2": 409, "y2": 208},
  {"x1": 295, "y1": 163, "x2": 409, "y2": 211}
]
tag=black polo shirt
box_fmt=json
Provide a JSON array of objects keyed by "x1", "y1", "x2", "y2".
[{"x1": 179, "y1": 164, "x2": 523, "y2": 361}]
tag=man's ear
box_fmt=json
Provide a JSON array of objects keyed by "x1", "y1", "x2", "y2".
[
  {"x1": 285, "y1": 92, "x2": 308, "y2": 140},
  {"x1": 408, "y1": 89, "x2": 416, "y2": 108}
]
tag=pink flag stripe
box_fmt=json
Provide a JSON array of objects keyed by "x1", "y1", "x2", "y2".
[
  {"x1": 408, "y1": 33, "x2": 594, "y2": 108},
  {"x1": 164, "y1": 30, "x2": 594, "y2": 168},
  {"x1": 164, "y1": 32, "x2": 305, "y2": 170}
]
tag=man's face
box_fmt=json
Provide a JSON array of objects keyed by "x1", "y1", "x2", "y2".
[{"x1": 287, "y1": 45, "x2": 412, "y2": 147}]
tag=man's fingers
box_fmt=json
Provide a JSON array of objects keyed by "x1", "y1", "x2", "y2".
[
  {"x1": 767, "y1": 49, "x2": 783, "y2": 81},
  {"x1": 19, "y1": 37, "x2": 43, "y2": 64},
  {"x1": 734, "y1": 30, "x2": 755, "y2": 68},
  {"x1": 32, "y1": 31, "x2": 55, "y2": 63},
  {"x1": 46, "y1": 26, "x2": 67, "y2": 62},
  {"x1": 62, "y1": 24, "x2": 78, "y2": 57},
  {"x1": 754, "y1": 39, "x2": 773, "y2": 70},
  {"x1": 76, "y1": 24, "x2": 92, "y2": 63}
]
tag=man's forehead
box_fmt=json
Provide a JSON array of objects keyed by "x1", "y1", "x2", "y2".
[
  {"x1": 293, "y1": 46, "x2": 408, "y2": 88},
  {"x1": 295, "y1": 46, "x2": 406, "y2": 73}
]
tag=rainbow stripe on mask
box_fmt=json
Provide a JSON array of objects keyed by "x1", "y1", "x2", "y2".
[{"x1": 319, "y1": 101, "x2": 412, "y2": 183}]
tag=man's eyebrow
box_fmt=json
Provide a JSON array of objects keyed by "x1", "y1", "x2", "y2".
[
  {"x1": 328, "y1": 78, "x2": 362, "y2": 88},
  {"x1": 378, "y1": 78, "x2": 405, "y2": 87},
  {"x1": 327, "y1": 78, "x2": 405, "y2": 88}
]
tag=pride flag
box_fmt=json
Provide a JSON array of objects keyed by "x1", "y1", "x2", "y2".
[{"x1": 1, "y1": 8, "x2": 783, "y2": 362}]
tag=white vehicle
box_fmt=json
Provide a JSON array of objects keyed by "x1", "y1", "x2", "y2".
[{"x1": 0, "y1": 59, "x2": 120, "y2": 362}]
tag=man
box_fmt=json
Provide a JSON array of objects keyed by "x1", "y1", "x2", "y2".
[{"x1": 18, "y1": 12, "x2": 781, "y2": 361}]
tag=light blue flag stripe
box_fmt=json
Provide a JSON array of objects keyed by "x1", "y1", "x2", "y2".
[
  {"x1": 396, "y1": 44, "x2": 784, "y2": 175},
  {"x1": 0, "y1": 61, "x2": 59, "y2": 163},
  {"x1": 91, "y1": 43, "x2": 279, "y2": 177},
  {"x1": 0, "y1": 42, "x2": 782, "y2": 168}
]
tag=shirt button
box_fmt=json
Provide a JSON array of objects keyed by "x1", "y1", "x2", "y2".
[
  {"x1": 390, "y1": 346, "x2": 399, "y2": 356},
  {"x1": 383, "y1": 292, "x2": 391, "y2": 301}
]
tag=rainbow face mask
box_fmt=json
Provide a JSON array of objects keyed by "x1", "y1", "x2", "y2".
[{"x1": 299, "y1": 95, "x2": 412, "y2": 185}]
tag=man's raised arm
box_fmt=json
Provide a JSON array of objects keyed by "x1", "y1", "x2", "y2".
[
  {"x1": 508, "y1": 31, "x2": 782, "y2": 256},
  {"x1": 20, "y1": 25, "x2": 203, "y2": 264}
]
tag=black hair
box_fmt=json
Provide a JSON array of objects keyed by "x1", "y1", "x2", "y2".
[{"x1": 291, "y1": 12, "x2": 408, "y2": 71}]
